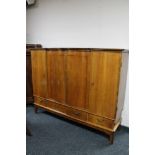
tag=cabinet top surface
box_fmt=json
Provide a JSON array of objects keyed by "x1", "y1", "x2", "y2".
[{"x1": 30, "y1": 48, "x2": 129, "y2": 53}]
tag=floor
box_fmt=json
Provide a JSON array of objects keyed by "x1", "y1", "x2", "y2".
[{"x1": 26, "y1": 106, "x2": 129, "y2": 155}]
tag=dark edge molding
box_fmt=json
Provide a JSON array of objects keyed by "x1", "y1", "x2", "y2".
[
  {"x1": 123, "y1": 49, "x2": 129, "y2": 53},
  {"x1": 29, "y1": 48, "x2": 128, "y2": 53}
]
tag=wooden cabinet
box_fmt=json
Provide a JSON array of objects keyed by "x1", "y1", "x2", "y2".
[
  {"x1": 31, "y1": 48, "x2": 128, "y2": 144},
  {"x1": 65, "y1": 50, "x2": 88, "y2": 110},
  {"x1": 26, "y1": 44, "x2": 42, "y2": 104},
  {"x1": 26, "y1": 51, "x2": 33, "y2": 104},
  {"x1": 47, "y1": 50, "x2": 66, "y2": 103},
  {"x1": 31, "y1": 50, "x2": 47, "y2": 98},
  {"x1": 88, "y1": 51, "x2": 122, "y2": 119}
]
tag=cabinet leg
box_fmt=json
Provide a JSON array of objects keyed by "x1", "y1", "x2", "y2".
[
  {"x1": 109, "y1": 133, "x2": 114, "y2": 144},
  {"x1": 34, "y1": 106, "x2": 38, "y2": 113},
  {"x1": 26, "y1": 127, "x2": 32, "y2": 136},
  {"x1": 117, "y1": 125, "x2": 122, "y2": 131}
]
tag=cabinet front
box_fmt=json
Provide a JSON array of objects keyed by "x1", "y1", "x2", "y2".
[
  {"x1": 88, "y1": 51, "x2": 122, "y2": 119},
  {"x1": 47, "y1": 50, "x2": 66, "y2": 104},
  {"x1": 31, "y1": 50, "x2": 47, "y2": 98},
  {"x1": 65, "y1": 50, "x2": 89, "y2": 110}
]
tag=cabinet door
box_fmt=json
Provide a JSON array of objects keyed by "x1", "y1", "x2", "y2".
[
  {"x1": 65, "y1": 50, "x2": 88, "y2": 110},
  {"x1": 31, "y1": 50, "x2": 47, "y2": 98},
  {"x1": 88, "y1": 52, "x2": 122, "y2": 119},
  {"x1": 47, "y1": 50, "x2": 65, "y2": 103}
]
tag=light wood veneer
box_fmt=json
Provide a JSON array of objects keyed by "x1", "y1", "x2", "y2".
[{"x1": 31, "y1": 48, "x2": 128, "y2": 144}]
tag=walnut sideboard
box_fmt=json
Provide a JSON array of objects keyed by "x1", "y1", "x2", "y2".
[{"x1": 31, "y1": 48, "x2": 128, "y2": 144}]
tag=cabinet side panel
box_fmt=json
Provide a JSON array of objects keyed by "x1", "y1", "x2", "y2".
[
  {"x1": 26, "y1": 52, "x2": 33, "y2": 103},
  {"x1": 31, "y1": 49, "x2": 47, "y2": 98},
  {"x1": 115, "y1": 52, "x2": 129, "y2": 123}
]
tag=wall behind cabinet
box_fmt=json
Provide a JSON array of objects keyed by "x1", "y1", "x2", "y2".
[{"x1": 26, "y1": 0, "x2": 129, "y2": 127}]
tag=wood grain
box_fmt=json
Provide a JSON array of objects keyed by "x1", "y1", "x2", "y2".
[
  {"x1": 88, "y1": 51, "x2": 122, "y2": 119},
  {"x1": 31, "y1": 50, "x2": 47, "y2": 98},
  {"x1": 65, "y1": 50, "x2": 89, "y2": 110},
  {"x1": 47, "y1": 50, "x2": 66, "y2": 103},
  {"x1": 87, "y1": 114, "x2": 114, "y2": 129},
  {"x1": 31, "y1": 48, "x2": 128, "y2": 144},
  {"x1": 26, "y1": 44, "x2": 42, "y2": 104}
]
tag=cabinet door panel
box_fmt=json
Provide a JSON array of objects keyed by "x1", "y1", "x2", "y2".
[
  {"x1": 31, "y1": 50, "x2": 47, "y2": 98},
  {"x1": 65, "y1": 51, "x2": 88, "y2": 110},
  {"x1": 88, "y1": 52, "x2": 122, "y2": 119},
  {"x1": 47, "y1": 50, "x2": 65, "y2": 103}
]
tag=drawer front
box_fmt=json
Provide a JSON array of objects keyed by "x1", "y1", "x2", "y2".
[
  {"x1": 88, "y1": 114, "x2": 114, "y2": 129},
  {"x1": 34, "y1": 97, "x2": 47, "y2": 107},
  {"x1": 48, "y1": 100, "x2": 67, "y2": 114},
  {"x1": 66, "y1": 108, "x2": 87, "y2": 121}
]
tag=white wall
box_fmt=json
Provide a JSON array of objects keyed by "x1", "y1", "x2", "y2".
[
  {"x1": 121, "y1": 72, "x2": 129, "y2": 127},
  {"x1": 26, "y1": 0, "x2": 129, "y2": 126}
]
